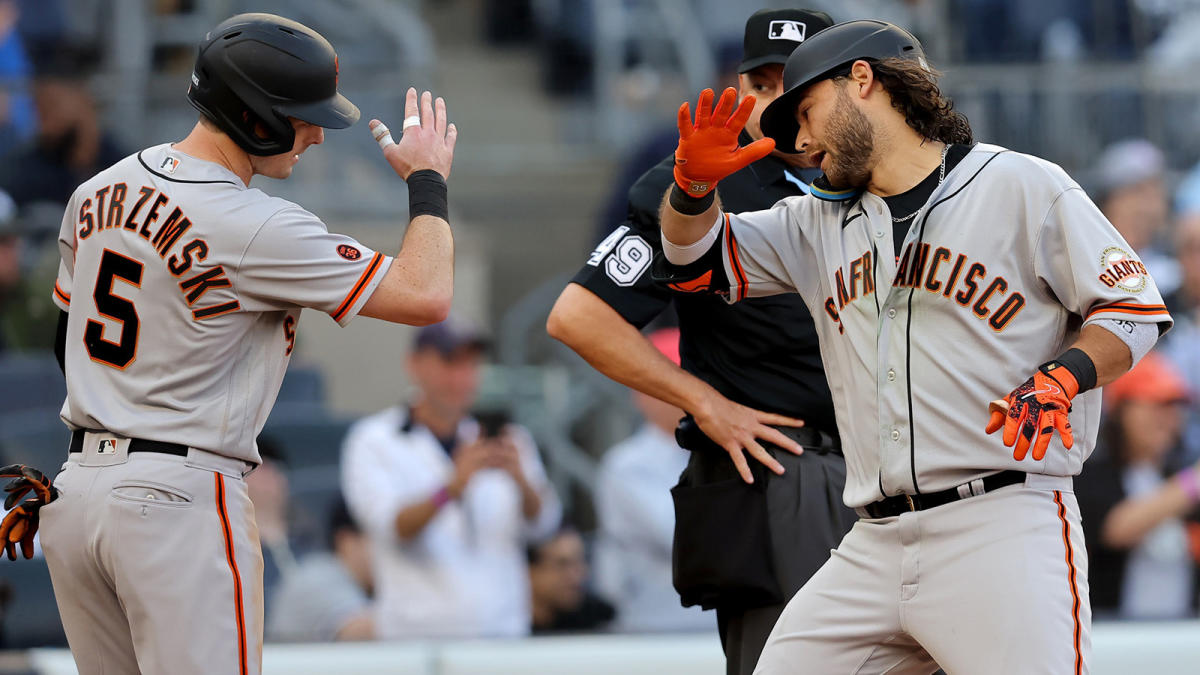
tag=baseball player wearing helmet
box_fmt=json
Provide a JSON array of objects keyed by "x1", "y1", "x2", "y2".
[
  {"x1": 30, "y1": 13, "x2": 457, "y2": 675},
  {"x1": 657, "y1": 20, "x2": 1171, "y2": 675}
]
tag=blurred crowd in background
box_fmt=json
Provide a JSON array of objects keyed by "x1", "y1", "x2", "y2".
[{"x1": 1, "y1": 0, "x2": 1200, "y2": 653}]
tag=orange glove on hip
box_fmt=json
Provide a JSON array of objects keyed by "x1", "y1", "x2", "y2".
[
  {"x1": 985, "y1": 363, "x2": 1080, "y2": 462},
  {"x1": 0, "y1": 464, "x2": 58, "y2": 561},
  {"x1": 674, "y1": 88, "x2": 776, "y2": 198}
]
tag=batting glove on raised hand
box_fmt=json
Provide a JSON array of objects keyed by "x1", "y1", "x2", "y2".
[
  {"x1": 985, "y1": 364, "x2": 1079, "y2": 462},
  {"x1": 674, "y1": 88, "x2": 775, "y2": 198},
  {"x1": 0, "y1": 464, "x2": 58, "y2": 561}
]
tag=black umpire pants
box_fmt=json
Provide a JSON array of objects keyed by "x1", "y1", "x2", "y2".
[{"x1": 673, "y1": 424, "x2": 857, "y2": 675}]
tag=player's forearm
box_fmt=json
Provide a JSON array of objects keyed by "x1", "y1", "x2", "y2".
[
  {"x1": 1069, "y1": 324, "x2": 1134, "y2": 387},
  {"x1": 547, "y1": 283, "x2": 716, "y2": 414},
  {"x1": 659, "y1": 188, "x2": 722, "y2": 249},
  {"x1": 360, "y1": 214, "x2": 453, "y2": 325}
]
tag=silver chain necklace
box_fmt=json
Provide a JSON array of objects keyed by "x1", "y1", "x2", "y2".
[{"x1": 891, "y1": 143, "x2": 951, "y2": 223}]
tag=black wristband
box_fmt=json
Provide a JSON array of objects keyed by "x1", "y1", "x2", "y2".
[
  {"x1": 408, "y1": 169, "x2": 448, "y2": 221},
  {"x1": 669, "y1": 184, "x2": 716, "y2": 216},
  {"x1": 1044, "y1": 347, "x2": 1098, "y2": 393}
]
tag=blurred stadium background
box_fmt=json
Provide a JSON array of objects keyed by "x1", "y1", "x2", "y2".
[{"x1": 1, "y1": 0, "x2": 1199, "y2": 672}]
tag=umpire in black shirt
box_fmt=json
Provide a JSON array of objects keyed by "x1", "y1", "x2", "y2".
[{"x1": 547, "y1": 9, "x2": 855, "y2": 674}]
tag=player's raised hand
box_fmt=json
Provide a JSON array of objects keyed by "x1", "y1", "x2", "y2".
[
  {"x1": 692, "y1": 391, "x2": 804, "y2": 484},
  {"x1": 371, "y1": 88, "x2": 458, "y2": 180},
  {"x1": 985, "y1": 366, "x2": 1078, "y2": 462},
  {"x1": 674, "y1": 87, "x2": 776, "y2": 198}
]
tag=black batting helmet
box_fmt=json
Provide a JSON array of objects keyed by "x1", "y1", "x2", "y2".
[
  {"x1": 759, "y1": 20, "x2": 926, "y2": 153},
  {"x1": 187, "y1": 13, "x2": 360, "y2": 156}
]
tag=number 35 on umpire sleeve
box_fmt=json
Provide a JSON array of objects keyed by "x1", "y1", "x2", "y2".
[{"x1": 604, "y1": 235, "x2": 653, "y2": 287}]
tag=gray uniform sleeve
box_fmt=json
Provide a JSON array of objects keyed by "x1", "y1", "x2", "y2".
[
  {"x1": 721, "y1": 199, "x2": 821, "y2": 302},
  {"x1": 1034, "y1": 187, "x2": 1172, "y2": 333},
  {"x1": 235, "y1": 206, "x2": 393, "y2": 326},
  {"x1": 52, "y1": 195, "x2": 78, "y2": 311},
  {"x1": 657, "y1": 199, "x2": 820, "y2": 304}
]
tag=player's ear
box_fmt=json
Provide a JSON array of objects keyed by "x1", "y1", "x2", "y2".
[{"x1": 848, "y1": 60, "x2": 876, "y2": 98}]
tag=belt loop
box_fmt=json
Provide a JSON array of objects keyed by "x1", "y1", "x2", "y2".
[{"x1": 970, "y1": 478, "x2": 986, "y2": 496}]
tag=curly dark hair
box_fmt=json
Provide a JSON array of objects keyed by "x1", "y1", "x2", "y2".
[{"x1": 861, "y1": 57, "x2": 972, "y2": 146}]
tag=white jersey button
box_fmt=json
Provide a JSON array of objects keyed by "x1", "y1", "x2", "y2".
[
  {"x1": 887, "y1": 369, "x2": 896, "y2": 382},
  {"x1": 890, "y1": 429, "x2": 901, "y2": 441},
  {"x1": 875, "y1": 230, "x2": 884, "y2": 238},
  {"x1": 887, "y1": 308, "x2": 897, "y2": 318}
]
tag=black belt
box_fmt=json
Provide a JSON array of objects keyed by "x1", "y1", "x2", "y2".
[
  {"x1": 69, "y1": 429, "x2": 189, "y2": 458},
  {"x1": 862, "y1": 470, "x2": 1026, "y2": 519}
]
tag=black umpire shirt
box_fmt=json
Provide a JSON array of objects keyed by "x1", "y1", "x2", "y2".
[{"x1": 571, "y1": 133, "x2": 838, "y2": 439}]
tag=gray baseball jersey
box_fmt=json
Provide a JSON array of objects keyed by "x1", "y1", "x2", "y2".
[
  {"x1": 52, "y1": 143, "x2": 392, "y2": 463},
  {"x1": 661, "y1": 143, "x2": 1172, "y2": 509}
]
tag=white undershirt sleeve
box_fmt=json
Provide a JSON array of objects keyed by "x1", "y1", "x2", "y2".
[
  {"x1": 661, "y1": 212, "x2": 723, "y2": 265},
  {"x1": 1091, "y1": 318, "x2": 1158, "y2": 366}
]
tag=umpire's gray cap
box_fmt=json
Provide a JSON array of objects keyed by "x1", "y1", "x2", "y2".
[{"x1": 759, "y1": 20, "x2": 926, "y2": 153}]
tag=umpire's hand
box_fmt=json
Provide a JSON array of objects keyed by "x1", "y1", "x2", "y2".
[
  {"x1": 371, "y1": 87, "x2": 458, "y2": 180},
  {"x1": 693, "y1": 389, "x2": 804, "y2": 484}
]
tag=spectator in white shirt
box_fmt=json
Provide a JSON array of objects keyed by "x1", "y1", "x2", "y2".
[
  {"x1": 340, "y1": 317, "x2": 561, "y2": 639},
  {"x1": 595, "y1": 328, "x2": 714, "y2": 633}
]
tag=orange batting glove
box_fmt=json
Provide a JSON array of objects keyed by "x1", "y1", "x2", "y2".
[
  {"x1": 674, "y1": 88, "x2": 775, "y2": 198},
  {"x1": 985, "y1": 364, "x2": 1079, "y2": 462},
  {"x1": 0, "y1": 464, "x2": 58, "y2": 561}
]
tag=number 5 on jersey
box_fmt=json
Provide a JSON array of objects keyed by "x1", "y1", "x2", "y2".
[{"x1": 85, "y1": 249, "x2": 143, "y2": 369}]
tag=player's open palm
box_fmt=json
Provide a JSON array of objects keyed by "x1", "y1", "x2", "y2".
[
  {"x1": 371, "y1": 87, "x2": 457, "y2": 180},
  {"x1": 693, "y1": 391, "x2": 805, "y2": 484}
]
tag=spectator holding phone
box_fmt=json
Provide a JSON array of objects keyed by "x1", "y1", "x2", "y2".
[{"x1": 340, "y1": 317, "x2": 562, "y2": 638}]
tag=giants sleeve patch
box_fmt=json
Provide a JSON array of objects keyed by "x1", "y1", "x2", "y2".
[{"x1": 1097, "y1": 246, "x2": 1148, "y2": 293}]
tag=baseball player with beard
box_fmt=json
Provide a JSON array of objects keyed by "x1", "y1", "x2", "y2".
[
  {"x1": 656, "y1": 20, "x2": 1171, "y2": 675},
  {"x1": 0, "y1": 14, "x2": 457, "y2": 675}
]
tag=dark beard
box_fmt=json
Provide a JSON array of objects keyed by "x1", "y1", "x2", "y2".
[{"x1": 824, "y1": 87, "x2": 874, "y2": 189}]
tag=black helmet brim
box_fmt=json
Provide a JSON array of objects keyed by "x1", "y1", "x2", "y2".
[
  {"x1": 759, "y1": 20, "x2": 927, "y2": 154},
  {"x1": 277, "y1": 92, "x2": 360, "y2": 130}
]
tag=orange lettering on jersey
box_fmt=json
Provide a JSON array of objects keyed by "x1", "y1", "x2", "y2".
[
  {"x1": 849, "y1": 257, "x2": 863, "y2": 302},
  {"x1": 125, "y1": 186, "x2": 155, "y2": 235},
  {"x1": 108, "y1": 183, "x2": 127, "y2": 232},
  {"x1": 894, "y1": 244, "x2": 912, "y2": 286},
  {"x1": 168, "y1": 239, "x2": 209, "y2": 277},
  {"x1": 823, "y1": 297, "x2": 844, "y2": 334},
  {"x1": 94, "y1": 186, "x2": 110, "y2": 231},
  {"x1": 906, "y1": 243, "x2": 930, "y2": 288},
  {"x1": 862, "y1": 250, "x2": 875, "y2": 295},
  {"x1": 179, "y1": 266, "x2": 233, "y2": 305},
  {"x1": 152, "y1": 207, "x2": 192, "y2": 257},
  {"x1": 972, "y1": 277, "x2": 1008, "y2": 318},
  {"x1": 941, "y1": 254, "x2": 966, "y2": 298},
  {"x1": 141, "y1": 192, "x2": 170, "y2": 240},
  {"x1": 834, "y1": 268, "x2": 851, "y2": 308},
  {"x1": 924, "y1": 247, "x2": 951, "y2": 293},
  {"x1": 192, "y1": 301, "x2": 240, "y2": 321},
  {"x1": 77, "y1": 198, "x2": 95, "y2": 240},
  {"x1": 954, "y1": 262, "x2": 986, "y2": 306},
  {"x1": 989, "y1": 293, "x2": 1026, "y2": 331},
  {"x1": 283, "y1": 315, "x2": 296, "y2": 355}
]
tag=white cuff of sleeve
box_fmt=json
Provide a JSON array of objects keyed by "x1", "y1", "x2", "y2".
[
  {"x1": 1091, "y1": 318, "x2": 1158, "y2": 366},
  {"x1": 661, "y1": 213, "x2": 723, "y2": 265}
]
